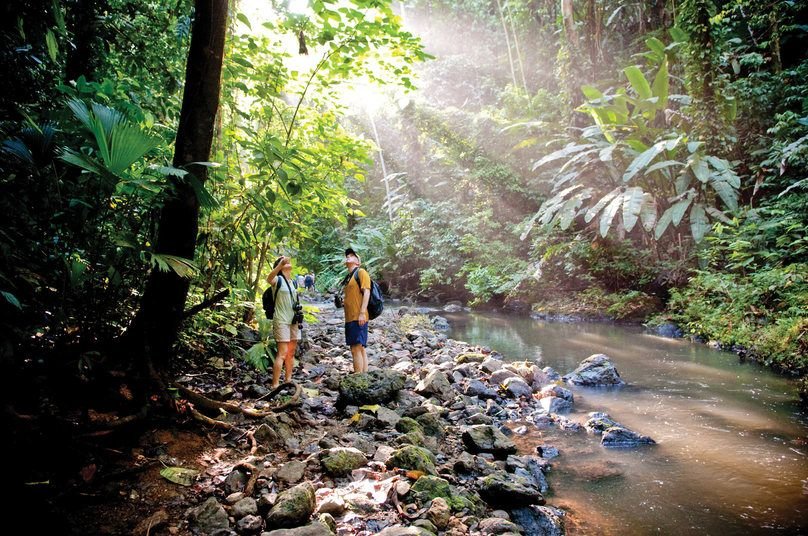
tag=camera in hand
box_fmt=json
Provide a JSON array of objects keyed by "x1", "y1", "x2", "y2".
[
  {"x1": 334, "y1": 294, "x2": 343, "y2": 308},
  {"x1": 292, "y1": 302, "x2": 304, "y2": 326}
]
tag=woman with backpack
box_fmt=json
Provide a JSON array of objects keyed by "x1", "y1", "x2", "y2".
[{"x1": 265, "y1": 256, "x2": 303, "y2": 388}]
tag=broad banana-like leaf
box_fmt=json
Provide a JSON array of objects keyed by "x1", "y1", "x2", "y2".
[
  {"x1": 705, "y1": 206, "x2": 732, "y2": 224},
  {"x1": 600, "y1": 194, "x2": 623, "y2": 237},
  {"x1": 645, "y1": 37, "x2": 666, "y2": 58},
  {"x1": 690, "y1": 203, "x2": 710, "y2": 242},
  {"x1": 532, "y1": 143, "x2": 593, "y2": 170},
  {"x1": 621, "y1": 187, "x2": 645, "y2": 232},
  {"x1": 640, "y1": 193, "x2": 657, "y2": 231},
  {"x1": 624, "y1": 66, "x2": 652, "y2": 100},
  {"x1": 558, "y1": 195, "x2": 586, "y2": 230},
  {"x1": 645, "y1": 159, "x2": 683, "y2": 175},
  {"x1": 651, "y1": 58, "x2": 669, "y2": 110},
  {"x1": 670, "y1": 195, "x2": 693, "y2": 226},
  {"x1": 623, "y1": 139, "x2": 669, "y2": 182},
  {"x1": 584, "y1": 187, "x2": 621, "y2": 223},
  {"x1": 709, "y1": 177, "x2": 738, "y2": 211},
  {"x1": 688, "y1": 153, "x2": 710, "y2": 182},
  {"x1": 655, "y1": 205, "x2": 674, "y2": 239}
]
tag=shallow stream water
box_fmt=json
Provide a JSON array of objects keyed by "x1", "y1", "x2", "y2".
[{"x1": 443, "y1": 311, "x2": 808, "y2": 535}]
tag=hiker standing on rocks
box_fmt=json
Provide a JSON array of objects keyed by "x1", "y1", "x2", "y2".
[
  {"x1": 342, "y1": 248, "x2": 371, "y2": 373},
  {"x1": 266, "y1": 256, "x2": 302, "y2": 388}
]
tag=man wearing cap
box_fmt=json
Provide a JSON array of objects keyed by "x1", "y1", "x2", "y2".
[{"x1": 343, "y1": 248, "x2": 371, "y2": 373}]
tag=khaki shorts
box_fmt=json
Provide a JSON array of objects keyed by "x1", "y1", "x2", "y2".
[{"x1": 273, "y1": 321, "x2": 301, "y2": 342}]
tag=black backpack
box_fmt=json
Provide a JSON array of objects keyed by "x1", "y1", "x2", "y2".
[
  {"x1": 262, "y1": 275, "x2": 297, "y2": 319},
  {"x1": 342, "y1": 268, "x2": 384, "y2": 320}
]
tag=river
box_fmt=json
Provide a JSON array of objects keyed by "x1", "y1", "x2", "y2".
[{"x1": 442, "y1": 310, "x2": 808, "y2": 535}]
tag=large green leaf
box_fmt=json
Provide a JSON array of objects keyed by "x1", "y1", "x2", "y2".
[
  {"x1": 670, "y1": 195, "x2": 693, "y2": 226},
  {"x1": 623, "y1": 139, "x2": 671, "y2": 182},
  {"x1": 532, "y1": 143, "x2": 593, "y2": 170},
  {"x1": 624, "y1": 66, "x2": 652, "y2": 100},
  {"x1": 621, "y1": 187, "x2": 645, "y2": 232},
  {"x1": 709, "y1": 178, "x2": 738, "y2": 211},
  {"x1": 640, "y1": 193, "x2": 657, "y2": 231},
  {"x1": 655, "y1": 204, "x2": 674, "y2": 239},
  {"x1": 584, "y1": 187, "x2": 621, "y2": 223},
  {"x1": 651, "y1": 58, "x2": 669, "y2": 110},
  {"x1": 689, "y1": 203, "x2": 710, "y2": 242},
  {"x1": 600, "y1": 194, "x2": 623, "y2": 238}
]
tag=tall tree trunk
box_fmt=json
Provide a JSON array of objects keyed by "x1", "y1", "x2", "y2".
[
  {"x1": 495, "y1": 0, "x2": 520, "y2": 89},
  {"x1": 130, "y1": 0, "x2": 228, "y2": 371},
  {"x1": 66, "y1": 0, "x2": 106, "y2": 81},
  {"x1": 561, "y1": 0, "x2": 578, "y2": 49},
  {"x1": 505, "y1": 4, "x2": 530, "y2": 96}
]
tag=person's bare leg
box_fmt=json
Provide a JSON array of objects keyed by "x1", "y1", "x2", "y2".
[
  {"x1": 361, "y1": 346, "x2": 368, "y2": 372},
  {"x1": 284, "y1": 340, "x2": 298, "y2": 383},
  {"x1": 273, "y1": 341, "x2": 289, "y2": 388},
  {"x1": 351, "y1": 344, "x2": 364, "y2": 373}
]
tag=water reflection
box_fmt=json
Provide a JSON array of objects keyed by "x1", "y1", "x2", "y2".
[{"x1": 446, "y1": 311, "x2": 808, "y2": 534}]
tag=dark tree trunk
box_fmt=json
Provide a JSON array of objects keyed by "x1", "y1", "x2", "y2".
[
  {"x1": 129, "y1": 0, "x2": 228, "y2": 371},
  {"x1": 66, "y1": 0, "x2": 106, "y2": 81}
]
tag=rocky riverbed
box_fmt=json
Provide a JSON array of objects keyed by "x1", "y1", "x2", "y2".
[{"x1": 125, "y1": 301, "x2": 656, "y2": 536}]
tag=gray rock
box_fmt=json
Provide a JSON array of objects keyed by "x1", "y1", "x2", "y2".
[
  {"x1": 247, "y1": 384, "x2": 271, "y2": 398},
  {"x1": 443, "y1": 303, "x2": 463, "y2": 313},
  {"x1": 337, "y1": 369, "x2": 406, "y2": 406},
  {"x1": 462, "y1": 425, "x2": 516, "y2": 458},
  {"x1": 415, "y1": 370, "x2": 454, "y2": 401},
  {"x1": 432, "y1": 315, "x2": 451, "y2": 330},
  {"x1": 601, "y1": 426, "x2": 655, "y2": 448},
  {"x1": 480, "y1": 357, "x2": 503, "y2": 373},
  {"x1": 265, "y1": 482, "x2": 316, "y2": 529},
  {"x1": 412, "y1": 519, "x2": 438, "y2": 534},
  {"x1": 563, "y1": 354, "x2": 625, "y2": 386},
  {"x1": 510, "y1": 506, "x2": 564, "y2": 536},
  {"x1": 654, "y1": 322, "x2": 683, "y2": 338},
  {"x1": 427, "y1": 497, "x2": 451, "y2": 530},
  {"x1": 375, "y1": 406, "x2": 401, "y2": 428},
  {"x1": 583, "y1": 412, "x2": 620, "y2": 434},
  {"x1": 490, "y1": 369, "x2": 519, "y2": 385},
  {"x1": 276, "y1": 461, "x2": 307, "y2": 484},
  {"x1": 415, "y1": 411, "x2": 446, "y2": 439},
  {"x1": 542, "y1": 367, "x2": 561, "y2": 382},
  {"x1": 317, "y1": 513, "x2": 336, "y2": 534},
  {"x1": 255, "y1": 415, "x2": 296, "y2": 450},
  {"x1": 465, "y1": 379, "x2": 497, "y2": 398},
  {"x1": 477, "y1": 517, "x2": 524, "y2": 535},
  {"x1": 225, "y1": 469, "x2": 248, "y2": 494},
  {"x1": 315, "y1": 494, "x2": 346, "y2": 516},
  {"x1": 477, "y1": 473, "x2": 544, "y2": 507},
  {"x1": 189, "y1": 497, "x2": 230, "y2": 534},
  {"x1": 319, "y1": 447, "x2": 368, "y2": 477},
  {"x1": 539, "y1": 396, "x2": 572, "y2": 414},
  {"x1": 539, "y1": 384, "x2": 573, "y2": 402},
  {"x1": 375, "y1": 527, "x2": 428, "y2": 536},
  {"x1": 232, "y1": 497, "x2": 258, "y2": 518},
  {"x1": 262, "y1": 523, "x2": 333, "y2": 536},
  {"x1": 502, "y1": 377, "x2": 533, "y2": 398},
  {"x1": 238, "y1": 514, "x2": 263, "y2": 533},
  {"x1": 385, "y1": 445, "x2": 438, "y2": 475}
]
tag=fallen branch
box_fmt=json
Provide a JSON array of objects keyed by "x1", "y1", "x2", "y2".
[
  {"x1": 183, "y1": 289, "x2": 230, "y2": 320},
  {"x1": 190, "y1": 407, "x2": 234, "y2": 430},
  {"x1": 174, "y1": 381, "x2": 301, "y2": 419}
]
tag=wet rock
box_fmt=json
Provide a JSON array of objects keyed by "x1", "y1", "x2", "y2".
[
  {"x1": 415, "y1": 412, "x2": 446, "y2": 439},
  {"x1": 444, "y1": 303, "x2": 463, "y2": 313},
  {"x1": 385, "y1": 445, "x2": 438, "y2": 475},
  {"x1": 189, "y1": 497, "x2": 230, "y2": 534},
  {"x1": 601, "y1": 426, "x2": 655, "y2": 448},
  {"x1": 537, "y1": 446, "x2": 559, "y2": 459},
  {"x1": 232, "y1": 497, "x2": 258, "y2": 518},
  {"x1": 427, "y1": 497, "x2": 451, "y2": 529},
  {"x1": 412, "y1": 518, "x2": 438, "y2": 533},
  {"x1": 265, "y1": 482, "x2": 316, "y2": 529},
  {"x1": 319, "y1": 447, "x2": 368, "y2": 477},
  {"x1": 539, "y1": 396, "x2": 572, "y2": 414},
  {"x1": 506, "y1": 455, "x2": 549, "y2": 494},
  {"x1": 654, "y1": 322, "x2": 683, "y2": 338},
  {"x1": 317, "y1": 513, "x2": 336, "y2": 534},
  {"x1": 462, "y1": 425, "x2": 517, "y2": 458},
  {"x1": 542, "y1": 367, "x2": 561, "y2": 382},
  {"x1": 502, "y1": 377, "x2": 532, "y2": 399},
  {"x1": 238, "y1": 514, "x2": 263, "y2": 533},
  {"x1": 432, "y1": 316, "x2": 451, "y2": 331},
  {"x1": 480, "y1": 358, "x2": 503, "y2": 373},
  {"x1": 477, "y1": 473, "x2": 544, "y2": 507},
  {"x1": 408, "y1": 475, "x2": 484, "y2": 514},
  {"x1": 415, "y1": 370, "x2": 454, "y2": 402},
  {"x1": 583, "y1": 412, "x2": 620, "y2": 434},
  {"x1": 464, "y1": 379, "x2": 497, "y2": 398},
  {"x1": 477, "y1": 517, "x2": 524, "y2": 535},
  {"x1": 262, "y1": 522, "x2": 334, "y2": 536},
  {"x1": 539, "y1": 384, "x2": 573, "y2": 402},
  {"x1": 510, "y1": 506, "x2": 564, "y2": 536},
  {"x1": 563, "y1": 354, "x2": 625, "y2": 386},
  {"x1": 337, "y1": 370, "x2": 406, "y2": 406},
  {"x1": 276, "y1": 461, "x2": 307, "y2": 484}
]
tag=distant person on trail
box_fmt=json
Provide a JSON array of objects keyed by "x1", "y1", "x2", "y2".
[
  {"x1": 266, "y1": 256, "x2": 302, "y2": 388},
  {"x1": 342, "y1": 248, "x2": 371, "y2": 373},
  {"x1": 297, "y1": 273, "x2": 305, "y2": 289},
  {"x1": 304, "y1": 273, "x2": 314, "y2": 291}
]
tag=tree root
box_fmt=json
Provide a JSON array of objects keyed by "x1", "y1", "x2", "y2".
[
  {"x1": 190, "y1": 407, "x2": 234, "y2": 430},
  {"x1": 174, "y1": 381, "x2": 301, "y2": 419},
  {"x1": 234, "y1": 461, "x2": 259, "y2": 496}
]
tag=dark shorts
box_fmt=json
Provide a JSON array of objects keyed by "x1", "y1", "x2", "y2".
[{"x1": 345, "y1": 321, "x2": 368, "y2": 347}]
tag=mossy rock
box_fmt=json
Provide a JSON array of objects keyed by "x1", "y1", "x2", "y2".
[
  {"x1": 408, "y1": 475, "x2": 485, "y2": 515},
  {"x1": 455, "y1": 352, "x2": 487, "y2": 364},
  {"x1": 394, "y1": 430, "x2": 427, "y2": 448},
  {"x1": 415, "y1": 412, "x2": 445, "y2": 439},
  {"x1": 396, "y1": 417, "x2": 424, "y2": 435},
  {"x1": 319, "y1": 447, "x2": 368, "y2": 477},
  {"x1": 265, "y1": 482, "x2": 316, "y2": 528},
  {"x1": 338, "y1": 370, "x2": 406, "y2": 406},
  {"x1": 385, "y1": 445, "x2": 437, "y2": 475}
]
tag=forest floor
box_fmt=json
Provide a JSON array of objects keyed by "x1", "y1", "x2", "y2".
[{"x1": 11, "y1": 298, "x2": 656, "y2": 535}]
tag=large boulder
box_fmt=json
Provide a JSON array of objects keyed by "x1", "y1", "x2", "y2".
[
  {"x1": 490, "y1": 369, "x2": 519, "y2": 385},
  {"x1": 510, "y1": 505, "x2": 564, "y2": 536},
  {"x1": 601, "y1": 426, "x2": 655, "y2": 448},
  {"x1": 502, "y1": 377, "x2": 533, "y2": 398},
  {"x1": 583, "y1": 412, "x2": 620, "y2": 434},
  {"x1": 563, "y1": 354, "x2": 625, "y2": 386},
  {"x1": 189, "y1": 497, "x2": 229, "y2": 534},
  {"x1": 462, "y1": 425, "x2": 516, "y2": 458},
  {"x1": 415, "y1": 370, "x2": 454, "y2": 401},
  {"x1": 338, "y1": 370, "x2": 406, "y2": 406},
  {"x1": 539, "y1": 396, "x2": 572, "y2": 414},
  {"x1": 385, "y1": 445, "x2": 438, "y2": 475},
  {"x1": 539, "y1": 384, "x2": 574, "y2": 401},
  {"x1": 477, "y1": 517, "x2": 524, "y2": 535},
  {"x1": 477, "y1": 473, "x2": 544, "y2": 507},
  {"x1": 265, "y1": 482, "x2": 316, "y2": 529},
  {"x1": 319, "y1": 447, "x2": 367, "y2": 477}
]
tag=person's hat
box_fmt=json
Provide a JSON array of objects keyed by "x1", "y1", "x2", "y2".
[{"x1": 345, "y1": 247, "x2": 357, "y2": 257}]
